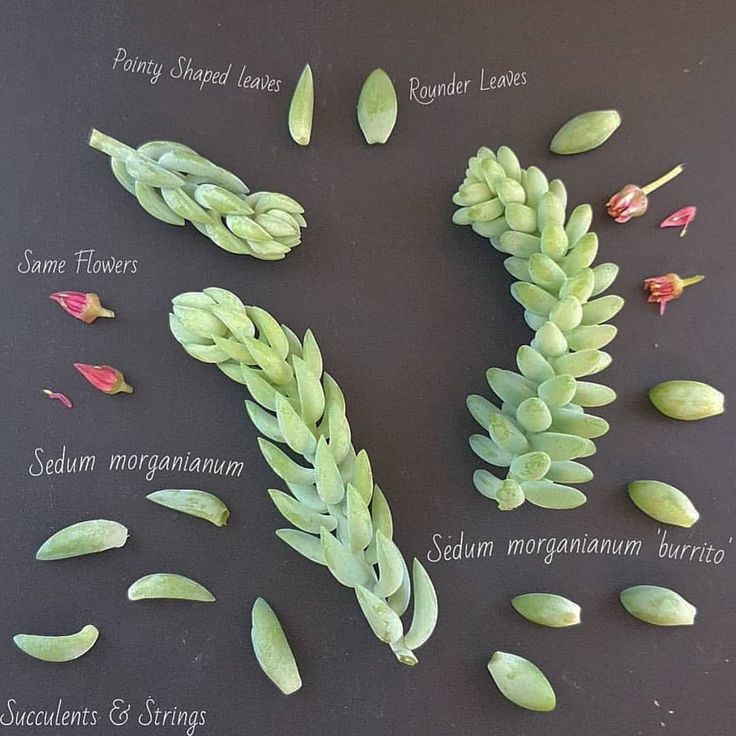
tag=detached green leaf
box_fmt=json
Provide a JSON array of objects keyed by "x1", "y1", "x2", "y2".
[
  {"x1": 487, "y1": 651, "x2": 556, "y2": 712},
  {"x1": 357, "y1": 69, "x2": 398, "y2": 144},
  {"x1": 251, "y1": 598, "x2": 302, "y2": 694},
  {"x1": 288, "y1": 64, "x2": 314, "y2": 146}
]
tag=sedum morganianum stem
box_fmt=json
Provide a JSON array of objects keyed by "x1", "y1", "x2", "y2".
[
  {"x1": 89, "y1": 129, "x2": 306, "y2": 261},
  {"x1": 452, "y1": 146, "x2": 624, "y2": 511},
  {"x1": 169, "y1": 288, "x2": 437, "y2": 664}
]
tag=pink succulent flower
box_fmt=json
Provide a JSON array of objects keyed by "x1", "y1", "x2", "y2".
[
  {"x1": 606, "y1": 184, "x2": 648, "y2": 223},
  {"x1": 643, "y1": 273, "x2": 704, "y2": 315},
  {"x1": 74, "y1": 363, "x2": 133, "y2": 395},
  {"x1": 606, "y1": 164, "x2": 684, "y2": 224},
  {"x1": 50, "y1": 291, "x2": 115, "y2": 324}
]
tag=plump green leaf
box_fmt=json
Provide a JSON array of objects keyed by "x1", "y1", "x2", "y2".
[
  {"x1": 357, "y1": 69, "x2": 398, "y2": 145},
  {"x1": 487, "y1": 651, "x2": 556, "y2": 712}
]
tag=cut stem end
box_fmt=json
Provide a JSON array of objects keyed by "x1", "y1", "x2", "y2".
[
  {"x1": 391, "y1": 641, "x2": 418, "y2": 666},
  {"x1": 88, "y1": 129, "x2": 135, "y2": 160}
]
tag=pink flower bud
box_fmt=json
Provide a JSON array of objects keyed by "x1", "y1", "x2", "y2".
[
  {"x1": 606, "y1": 164, "x2": 684, "y2": 224},
  {"x1": 50, "y1": 292, "x2": 115, "y2": 324},
  {"x1": 643, "y1": 273, "x2": 704, "y2": 315},
  {"x1": 606, "y1": 184, "x2": 648, "y2": 223},
  {"x1": 74, "y1": 363, "x2": 133, "y2": 395}
]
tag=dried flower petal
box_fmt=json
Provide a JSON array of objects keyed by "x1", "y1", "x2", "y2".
[
  {"x1": 74, "y1": 363, "x2": 133, "y2": 395},
  {"x1": 43, "y1": 389, "x2": 73, "y2": 409},
  {"x1": 50, "y1": 292, "x2": 115, "y2": 324},
  {"x1": 660, "y1": 206, "x2": 697, "y2": 237},
  {"x1": 643, "y1": 273, "x2": 704, "y2": 315}
]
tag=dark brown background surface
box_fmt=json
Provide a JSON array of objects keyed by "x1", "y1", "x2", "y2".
[{"x1": 1, "y1": 1, "x2": 735, "y2": 734}]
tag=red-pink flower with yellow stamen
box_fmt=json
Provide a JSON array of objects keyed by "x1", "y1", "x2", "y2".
[
  {"x1": 50, "y1": 291, "x2": 115, "y2": 324},
  {"x1": 74, "y1": 363, "x2": 133, "y2": 395},
  {"x1": 606, "y1": 164, "x2": 684, "y2": 223},
  {"x1": 643, "y1": 273, "x2": 704, "y2": 315},
  {"x1": 606, "y1": 184, "x2": 648, "y2": 223}
]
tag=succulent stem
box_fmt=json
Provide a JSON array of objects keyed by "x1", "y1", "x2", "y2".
[
  {"x1": 390, "y1": 641, "x2": 418, "y2": 666},
  {"x1": 681, "y1": 274, "x2": 705, "y2": 288},
  {"x1": 452, "y1": 146, "x2": 621, "y2": 510},
  {"x1": 641, "y1": 164, "x2": 684, "y2": 195},
  {"x1": 88, "y1": 130, "x2": 306, "y2": 261},
  {"x1": 88, "y1": 129, "x2": 135, "y2": 159}
]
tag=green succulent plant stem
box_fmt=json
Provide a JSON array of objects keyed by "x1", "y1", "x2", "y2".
[
  {"x1": 452, "y1": 146, "x2": 624, "y2": 511},
  {"x1": 89, "y1": 129, "x2": 306, "y2": 261},
  {"x1": 169, "y1": 288, "x2": 438, "y2": 665},
  {"x1": 641, "y1": 164, "x2": 684, "y2": 195}
]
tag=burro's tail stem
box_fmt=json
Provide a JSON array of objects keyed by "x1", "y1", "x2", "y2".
[
  {"x1": 169, "y1": 287, "x2": 438, "y2": 664},
  {"x1": 452, "y1": 145, "x2": 623, "y2": 511},
  {"x1": 87, "y1": 129, "x2": 307, "y2": 261}
]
